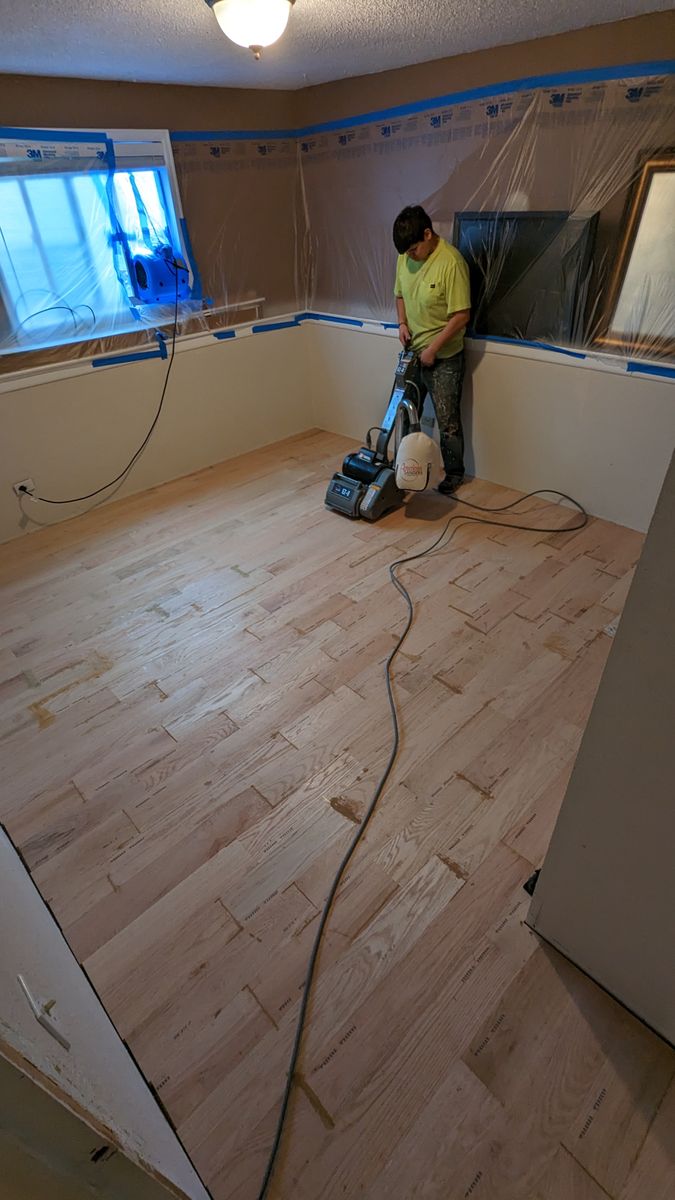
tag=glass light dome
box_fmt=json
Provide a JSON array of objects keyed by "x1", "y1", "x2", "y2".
[{"x1": 211, "y1": 0, "x2": 292, "y2": 53}]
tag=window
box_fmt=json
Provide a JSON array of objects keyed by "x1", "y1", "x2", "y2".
[{"x1": 0, "y1": 130, "x2": 195, "y2": 355}]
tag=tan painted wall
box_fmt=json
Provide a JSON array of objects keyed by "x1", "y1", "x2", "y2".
[
  {"x1": 294, "y1": 11, "x2": 675, "y2": 125},
  {"x1": 0, "y1": 12, "x2": 672, "y2": 133},
  {"x1": 0, "y1": 73, "x2": 295, "y2": 131},
  {"x1": 0, "y1": 1050, "x2": 176, "y2": 1200}
]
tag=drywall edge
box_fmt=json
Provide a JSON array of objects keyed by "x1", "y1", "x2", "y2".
[{"x1": 0, "y1": 830, "x2": 209, "y2": 1200}]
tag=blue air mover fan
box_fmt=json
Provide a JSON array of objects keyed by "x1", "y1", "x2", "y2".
[{"x1": 131, "y1": 245, "x2": 191, "y2": 305}]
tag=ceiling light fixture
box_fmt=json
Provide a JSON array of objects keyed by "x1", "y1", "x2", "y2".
[{"x1": 205, "y1": 0, "x2": 296, "y2": 61}]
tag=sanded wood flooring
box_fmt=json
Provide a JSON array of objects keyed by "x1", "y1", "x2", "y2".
[{"x1": 1, "y1": 429, "x2": 673, "y2": 1200}]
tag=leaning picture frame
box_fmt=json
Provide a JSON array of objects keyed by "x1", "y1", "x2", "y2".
[{"x1": 597, "y1": 152, "x2": 675, "y2": 357}]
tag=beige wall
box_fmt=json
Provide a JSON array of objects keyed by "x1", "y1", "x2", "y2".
[
  {"x1": 529, "y1": 451, "x2": 675, "y2": 1045},
  {"x1": 0, "y1": 327, "x2": 309, "y2": 543},
  {"x1": 306, "y1": 323, "x2": 675, "y2": 532},
  {"x1": 5, "y1": 319, "x2": 673, "y2": 545}
]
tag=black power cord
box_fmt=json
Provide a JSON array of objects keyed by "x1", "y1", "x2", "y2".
[
  {"x1": 17, "y1": 266, "x2": 181, "y2": 507},
  {"x1": 256, "y1": 486, "x2": 587, "y2": 1199}
]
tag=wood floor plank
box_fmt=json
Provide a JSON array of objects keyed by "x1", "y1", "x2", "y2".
[
  {"x1": 618, "y1": 1078, "x2": 675, "y2": 1200},
  {"x1": 1, "y1": 431, "x2": 663, "y2": 1200},
  {"x1": 531, "y1": 1146, "x2": 616, "y2": 1199},
  {"x1": 65, "y1": 786, "x2": 272, "y2": 960},
  {"x1": 562, "y1": 1019, "x2": 674, "y2": 1195}
]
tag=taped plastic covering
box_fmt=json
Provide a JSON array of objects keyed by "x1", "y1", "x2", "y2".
[
  {"x1": 0, "y1": 129, "x2": 201, "y2": 372},
  {"x1": 1, "y1": 65, "x2": 673, "y2": 376},
  {"x1": 170, "y1": 131, "x2": 300, "y2": 337},
  {"x1": 297, "y1": 66, "x2": 675, "y2": 362}
]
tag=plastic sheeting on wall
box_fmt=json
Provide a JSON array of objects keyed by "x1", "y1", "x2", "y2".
[
  {"x1": 171, "y1": 134, "x2": 301, "y2": 335},
  {"x1": 297, "y1": 68, "x2": 675, "y2": 361},
  {"x1": 0, "y1": 64, "x2": 673, "y2": 374},
  {"x1": 171, "y1": 65, "x2": 675, "y2": 363}
]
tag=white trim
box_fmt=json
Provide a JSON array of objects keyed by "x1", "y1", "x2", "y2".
[
  {"x1": 300, "y1": 313, "x2": 674, "y2": 382},
  {"x1": 0, "y1": 311, "x2": 299, "y2": 394},
  {"x1": 1, "y1": 308, "x2": 672, "y2": 396}
]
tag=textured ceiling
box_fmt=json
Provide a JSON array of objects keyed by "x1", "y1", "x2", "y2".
[{"x1": 0, "y1": 0, "x2": 670, "y2": 90}]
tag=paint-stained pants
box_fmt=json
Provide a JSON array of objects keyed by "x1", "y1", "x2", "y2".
[{"x1": 410, "y1": 351, "x2": 466, "y2": 479}]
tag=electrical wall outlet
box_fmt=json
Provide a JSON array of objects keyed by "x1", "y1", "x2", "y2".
[{"x1": 13, "y1": 478, "x2": 36, "y2": 498}]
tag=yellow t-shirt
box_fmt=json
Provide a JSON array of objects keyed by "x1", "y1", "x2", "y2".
[{"x1": 394, "y1": 238, "x2": 470, "y2": 359}]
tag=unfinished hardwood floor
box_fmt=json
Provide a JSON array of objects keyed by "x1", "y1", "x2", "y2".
[{"x1": 1, "y1": 429, "x2": 673, "y2": 1200}]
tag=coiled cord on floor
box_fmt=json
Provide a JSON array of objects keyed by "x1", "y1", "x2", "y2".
[{"x1": 256, "y1": 487, "x2": 587, "y2": 1199}]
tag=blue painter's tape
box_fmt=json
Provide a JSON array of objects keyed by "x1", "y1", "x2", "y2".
[
  {"x1": 469, "y1": 333, "x2": 586, "y2": 360},
  {"x1": 295, "y1": 61, "x2": 675, "y2": 136},
  {"x1": 213, "y1": 329, "x2": 237, "y2": 340},
  {"x1": 0, "y1": 127, "x2": 109, "y2": 142},
  {"x1": 91, "y1": 349, "x2": 165, "y2": 368},
  {"x1": 381, "y1": 322, "x2": 399, "y2": 330},
  {"x1": 169, "y1": 60, "x2": 675, "y2": 143},
  {"x1": 179, "y1": 217, "x2": 203, "y2": 300},
  {"x1": 252, "y1": 319, "x2": 300, "y2": 333},
  {"x1": 171, "y1": 128, "x2": 295, "y2": 142},
  {"x1": 297, "y1": 312, "x2": 364, "y2": 328},
  {"x1": 626, "y1": 360, "x2": 675, "y2": 379}
]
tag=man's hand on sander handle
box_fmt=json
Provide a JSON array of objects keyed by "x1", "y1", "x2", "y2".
[{"x1": 398, "y1": 322, "x2": 411, "y2": 348}]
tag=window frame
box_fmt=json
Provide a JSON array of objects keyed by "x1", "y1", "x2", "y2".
[
  {"x1": 596, "y1": 152, "x2": 675, "y2": 358},
  {"x1": 0, "y1": 127, "x2": 195, "y2": 357}
]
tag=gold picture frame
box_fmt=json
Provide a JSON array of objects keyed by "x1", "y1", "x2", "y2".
[{"x1": 597, "y1": 153, "x2": 675, "y2": 356}]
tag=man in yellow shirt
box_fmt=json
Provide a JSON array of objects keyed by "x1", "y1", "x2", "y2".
[{"x1": 393, "y1": 205, "x2": 471, "y2": 494}]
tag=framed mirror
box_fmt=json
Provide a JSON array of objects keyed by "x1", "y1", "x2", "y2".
[{"x1": 598, "y1": 154, "x2": 675, "y2": 357}]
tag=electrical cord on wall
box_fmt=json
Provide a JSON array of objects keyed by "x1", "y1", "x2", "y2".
[
  {"x1": 16, "y1": 266, "x2": 181, "y2": 507},
  {"x1": 256, "y1": 487, "x2": 588, "y2": 1200}
]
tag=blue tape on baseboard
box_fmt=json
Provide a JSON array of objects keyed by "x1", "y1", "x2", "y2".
[
  {"x1": 252, "y1": 319, "x2": 301, "y2": 333},
  {"x1": 91, "y1": 348, "x2": 165, "y2": 368},
  {"x1": 297, "y1": 312, "x2": 365, "y2": 328},
  {"x1": 626, "y1": 360, "x2": 675, "y2": 379},
  {"x1": 213, "y1": 329, "x2": 237, "y2": 340},
  {"x1": 170, "y1": 60, "x2": 675, "y2": 143},
  {"x1": 469, "y1": 333, "x2": 586, "y2": 360}
]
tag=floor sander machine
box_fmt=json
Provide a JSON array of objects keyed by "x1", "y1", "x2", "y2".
[{"x1": 324, "y1": 349, "x2": 433, "y2": 521}]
